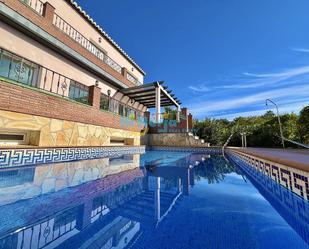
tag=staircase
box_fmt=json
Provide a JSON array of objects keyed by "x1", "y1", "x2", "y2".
[
  {"x1": 117, "y1": 191, "x2": 180, "y2": 225},
  {"x1": 187, "y1": 132, "x2": 210, "y2": 147}
]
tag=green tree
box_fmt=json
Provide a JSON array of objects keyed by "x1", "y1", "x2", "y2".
[{"x1": 298, "y1": 105, "x2": 309, "y2": 144}]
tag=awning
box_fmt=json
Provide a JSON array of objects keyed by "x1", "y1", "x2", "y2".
[{"x1": 120, "y1": 81, "x2": 181, "y2": 108}]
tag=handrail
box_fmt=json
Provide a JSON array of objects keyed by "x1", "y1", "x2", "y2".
[
  {"x1": 53, "y1": 14, "x2": 122, "y2": 74},
  {"x1": 222, "y1": 132, "x2": 235, "y2": 157},
  {"x1": 283, "y1": 138, "x2": 309, "y2": 149},
  {"x1": 127, "y1": 72, "x2": 142, "y2": 86},
  {"x1": 20, "y1": 0, "x2": 44, "y2": 15},
  {"x1": 100, "y1": 93, "x2": 144, "y2": 119},
  {"x1": 0, "y1": 47, "x2": 90, "y2": 104}
]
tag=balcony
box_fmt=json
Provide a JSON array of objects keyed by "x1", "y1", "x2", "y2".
[
  {"x1": 0, "y1": 47, "x2": 90, "y2": 104},
  {"x1": 100, "y1": 94, "x2": 144, "y2": 121},
  {"x1": 3, "y1": 0, "x2": 144, "y2": 89},
  {"x1": 0, "y1": 47, "x2": 145, "y2": 120},
  {"x1": 19, "y1": 0, "x2": 44, "y2": 15},
  {"x1": 53, "y1": 14, "x2": 123, "y2": 75},
  {"x1": 127, "y1": 71, "x2": 143, "y2": 86}
]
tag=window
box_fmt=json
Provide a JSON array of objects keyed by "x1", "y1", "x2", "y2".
[
  {"x1": 119, "y1": 103, "x2": 125, "y2": 116},
  {"x1": 0, "y1": 49, "x2": 39, "y2": 86},
  {"x1": 68, "y1": 81, "x2": 89, "y2": 104},
  {"x1": 100, "y1": 94, "x2": 109, "y2": 111}
]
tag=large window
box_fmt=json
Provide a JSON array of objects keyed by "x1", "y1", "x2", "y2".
[
  {"x1": 100, "y1": 94, "x2": 109, "y2": 111},
  {"x1": 68, "y1": 81, "x2": 89, "y2": 104},
  {"x1": 0, "y1": 49, "x2": 39, "y2": 86}
]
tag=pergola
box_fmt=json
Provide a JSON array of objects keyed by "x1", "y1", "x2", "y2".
[{"x1": 120, "y1": 81, "x2": 181, "y2": 122}]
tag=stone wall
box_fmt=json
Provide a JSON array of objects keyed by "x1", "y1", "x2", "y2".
[
  {"x1": 0, "y1": 110, "x2": 141, "y2": 147},
  {"x1": 146, "y1": 133, "x2": 209, "y2": 147}
]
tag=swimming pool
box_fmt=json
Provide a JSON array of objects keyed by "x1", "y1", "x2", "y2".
[{"x1": 0, "y1": 149, "x2": 308, "y2": 249}]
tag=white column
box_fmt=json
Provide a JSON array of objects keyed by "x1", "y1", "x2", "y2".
[
  {"x1": 176, "y1": 106, "x2": 181, "y2": 122},
  {"x1": 154, "y1": 177, "x2": 161, "y2": 220},
  {"x1": 155, "y1": 86, "x2": 161, "y2": 123}
]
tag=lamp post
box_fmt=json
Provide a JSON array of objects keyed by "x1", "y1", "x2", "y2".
[{"x1": 266, "y1": 99, "x2": 285, "y2": 148}]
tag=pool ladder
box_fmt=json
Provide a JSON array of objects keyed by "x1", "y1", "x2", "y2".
[{"x1": 222, "y1": 132, "x2": 235, "y2": 158}]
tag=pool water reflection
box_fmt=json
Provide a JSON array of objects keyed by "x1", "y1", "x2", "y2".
[{"x1": 0, "y1": 150, "x2": 308, "y2": 249}]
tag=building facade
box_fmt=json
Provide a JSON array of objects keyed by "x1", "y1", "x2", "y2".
[{"x1": 0, "y1": 0, "x2": 149, "y2": 147}]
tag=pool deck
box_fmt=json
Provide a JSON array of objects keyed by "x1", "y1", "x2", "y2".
[{"x1": 229, "y1": 147, "x2": 309, "y2": 172}]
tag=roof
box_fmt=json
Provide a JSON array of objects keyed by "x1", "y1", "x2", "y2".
[
  {"x1": 66, "y1": 0, "x2": 146, "y2": 76},
  {"x1": 120, "y1": 81, "x2": 181, "y2": 108}
]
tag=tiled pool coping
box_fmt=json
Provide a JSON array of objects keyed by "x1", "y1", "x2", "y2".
[
  {"x1": 0, "y1": 146, "x2": 146, "y2": 168},
  {"x1": 228, "y1": 149, "x2": 309, "y2": 201},
  {"x1": 229, "y1": 147, "x2": 309, "y2": 171}
]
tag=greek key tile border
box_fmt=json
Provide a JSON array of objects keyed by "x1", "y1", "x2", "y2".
[
  {"x1": 0, "y1": 146, "x2": 146, "y2": 168},
  {"x1": 228, "y1": 153, "x2": 309, "y2": 244},
  {"x1": 228, "y1": 150, "x2": 309, "y2": 201},
  {"x1": 147, "y1": 146, "x2": 221, "y2": 155}
]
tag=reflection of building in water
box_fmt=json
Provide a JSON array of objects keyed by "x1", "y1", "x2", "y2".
[
  {"x1": 0, "y1": 166, "x2": 145, "y2": 249},
  {"x1": 0, "y1": 153, "x2": 210, "y2": 249},
  {"x1": 0, "y1": 154, "x2": 140, "y2": 206}
]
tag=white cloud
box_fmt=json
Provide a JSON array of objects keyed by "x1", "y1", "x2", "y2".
[
  {"x1": 188, "y1": 85, "x2": 309, "y2": 117},
  {"x1": 243, "y1": 65, "x2": 309, "y2": 78},
  {"x1": 188, "y1": 84, "x2": 210, "y2": 92},
  {"x1": 216, "y1": 65, "x2": 309, "y2": 89},
  {"x1": 291, "y1": 48, "x2": 309, "y2": 53}
]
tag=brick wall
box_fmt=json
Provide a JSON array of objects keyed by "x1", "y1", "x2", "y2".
[
  {"x1": 0, "y1": 80, "x2": 144, "y2": 132},
  {"x1": 1, "y1": 0, "x2": 136, "y2": 88}
]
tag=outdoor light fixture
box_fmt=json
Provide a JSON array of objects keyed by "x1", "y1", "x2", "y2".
[
  {"x1": 107, "y1": 89, "x2": 111, "y2": 96},
  {"x1": 95, "y1": 80, "x2": 99, "y2": 87},
  {"x1": 265, "y1": 99, "x2": 285, "y2": 148}
]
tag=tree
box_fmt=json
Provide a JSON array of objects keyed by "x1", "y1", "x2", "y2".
[
  {"x1": 193, "y1": 106, "x2": 309, "y2": 148},
  {"x1": 298, "y1": 105, "x2": 309, "y2": 144}
]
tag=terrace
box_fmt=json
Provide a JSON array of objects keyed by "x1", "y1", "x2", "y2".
[{"x1": 1, "y1": 1, "x2": 309, "y2": 248}]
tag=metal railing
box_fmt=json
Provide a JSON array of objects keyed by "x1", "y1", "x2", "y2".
[
  {"x1": 149, "y1": 113, "x2": 178, "y2": 124},
  {"x1": 19, "y1": 0, "x2": 44, "y2": 15},
  {"x1": 53, "y1": 14, "x2": 122, "y2": 74},
  {"x1": 0, "y1": 47, "x2": 90, "y2": 104},
  {"x1": 100, "y1": 94, "x2": 144, "y2": 120},
  {"x1": 127, "y1": 72, "x2": 142, "y2": 86},
  {"x1": 283, "y1": 137, "x2": 309, "y2": 149},
  {"x1": 0, "y1": 208, "x2": 77, "y2": 249}
]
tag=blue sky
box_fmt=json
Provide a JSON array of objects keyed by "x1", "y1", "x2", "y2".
[{"x1": 76, "y1": 0, "x2": 309, "y2": 120}]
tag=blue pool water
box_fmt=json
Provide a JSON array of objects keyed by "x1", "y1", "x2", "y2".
[{"x1": 0, "y1": 150, "x2": 308, "y2": 249}]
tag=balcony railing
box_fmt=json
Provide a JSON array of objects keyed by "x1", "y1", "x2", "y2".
[
  {"x1": 127, "y1": 72, "x2": 142, "y2": 86},
  {"x1": 100, "y1": 94, "x2": 144, "y2": 120},
  {"x1": 149, "y1": 113, "x2": 178, "y2": 124},
  {"x1": 0, "y1": 47, "x2": 89, "y2": 105},
  {"x1": 53, "y1": 14, "x2": 122, "y2": 74},
  {"x1": 19, "y1": 0, "x2": 44, "y2": 15}
]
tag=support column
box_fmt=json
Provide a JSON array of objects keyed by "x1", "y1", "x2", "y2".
[
  {"x1": 43, "y1": 2, "x2": 55, "y2": 24},
  {"x1": 176, "y1": 106, "x2": 181, "y2": 122},
  {"x1": 154, "y1": 177, "x2": 161, "y2": 220},
  {"x1": 88, "y1": 85, "x2": 101, "y2": 109},
  {"x1": 155, "y1": 86, "x2": 161, "y2": 123},
  {"x1": 188, "y1": 113, "x2": 193, "y2": 131}
]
